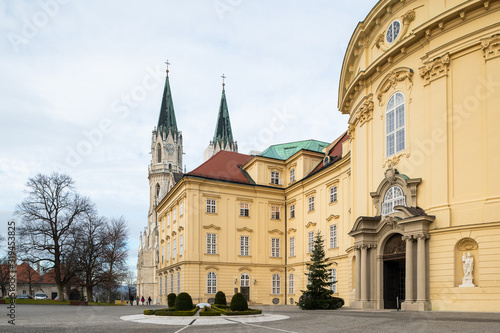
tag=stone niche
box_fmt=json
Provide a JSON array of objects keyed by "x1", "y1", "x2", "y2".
[{"x1": 454, "y1": 238, "x2": 479, "y2": 287}]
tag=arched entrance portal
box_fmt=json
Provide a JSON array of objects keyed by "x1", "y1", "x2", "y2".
[{"x1": 383, "y1": 234, "x2": 406, "y2": 309}]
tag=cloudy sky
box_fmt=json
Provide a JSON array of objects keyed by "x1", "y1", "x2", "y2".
[{"x1": 0, "y1": 0, "x2": 375, "y2": 272}]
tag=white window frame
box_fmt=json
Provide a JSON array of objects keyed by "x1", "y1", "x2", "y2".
[
  {"x1": 159, "y1": 276, "x2": 162, "y2": 296},
  {"x1": 289, "y1": 204, "x2": 295, "y2": 219},
  {"x1": 270, "y1": 171, "x2": 280, "y2": 185},
  {"x1": 167, "y1": 242, "x2": 170, "y2": 261},
  {"x1": 288, "y1": 273, "x2": 294, "y2": 294},
  {"x1": 272, "y1": 274, "x2": 281, "y2": 294},
  {"x1": 170, "y1": 274, "x2": 173, "y2": 294},
  {"x1": 385, "y1": 19, "x2": 401, "y2": 44},
  {"x1": 308, "y1": 231, "x2": 314, "y2": 253},
  {"x1": 330, "y1": 225, "x2": 337, "y2": 249},
  {"x1": 271, "y1": 206, "x2": 280, "y2": 220},
  {"x1": 271, "y1": 238, "x2": 280, "y2": 258},
  {"x1": 308, "y1": 196, "x2": 315, "y2": 212},
  {"x1": 207, "y1": 272, "x2": 217, "y2": 294},
  {"x1": 240, "y1": 236, "x2": 249, "y2": 256},
  {"x1": 239, "y1": 202, "x2": 249, "y2": 217},
  {"x1": 173, "y1": 239, "x2": 176, "y2": 258},
  {"x1": 381, "y1": 185, "x2": 406, "y2": 215},
  {"x1": 386, "y1": 92, "x2": 405, "y2": 157},
  {"x1": 290, "y1": 168, "x2": 295, "y2": 183},
  {"x1": 179, "y1": 235, "x2": 183, "y2": 256},
  {"x1": 207, "y1": 233, "x2": 217, "y2": 254},
  {"x1": 165, "y1": 275, "x2": 168, "y2": 294},
  {"x1": 289, "y1": 236, "x2": 295, "y2": 257},
  {"x1": 241, "y1": 273, "x2": 250, "y2": 287},
  {"x1": 167, "y1": 214, "x2": 170, "y2": 227},
  {"x1": 173, "y1": 208, "x2": 176, "y2": 221},
  {"x1": 206, "y1": 199, "x2": 217, "y2": 214},
  {"x1": 179, "y1": 201, "x2": 183, "y2": 216},
  {"x1": 330, "y1": 186, "x2": 338, "y2": 203},
  {"x1": 330, "y1": 268, "x2": 337, "y2": 293},
  {"x1": 162, "y1": 246, "x2": 165, "y2": 263}
]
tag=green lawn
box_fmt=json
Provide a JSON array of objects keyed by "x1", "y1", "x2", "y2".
[{"x1": 6, "y1": 299, "x2": 120, "y2": 306}]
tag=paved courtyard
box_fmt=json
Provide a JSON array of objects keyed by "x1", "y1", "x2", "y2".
[{"x1": 1, "y1": 304, "x2": 499, "y2": 332}]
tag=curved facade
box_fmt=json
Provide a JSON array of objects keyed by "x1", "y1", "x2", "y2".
[{"x1": 340, "y1": 0, "x2": 500, "y2": 311}]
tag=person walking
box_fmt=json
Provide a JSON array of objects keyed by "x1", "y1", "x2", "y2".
[
  {"x1": 141, "y1": 296, "x2": 145, "y2": 305},
  {"x1": 148, "y1": 296, "x2": 151, "y2": 305},
  {"x1": 129, "y1": 295, "x2": 134, "y2": 306},
  {"x1": 136, "y1": 296, "x2": 139, "y2": 305}
]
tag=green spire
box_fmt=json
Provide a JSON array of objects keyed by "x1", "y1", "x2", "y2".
[
  {"x1": 157, "y1": 68, "x2": 177, "y2": 136},
  {"x1": 213, "y1": 79, "x2": 234, "y2": 149}
]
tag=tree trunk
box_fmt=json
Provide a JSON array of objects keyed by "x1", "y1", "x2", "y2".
[{"x1": 86, "y1": 285, "x2": 93, "y2": 303}]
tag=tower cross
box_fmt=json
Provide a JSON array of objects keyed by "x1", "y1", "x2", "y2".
[
  {"x1": 221, "y1": 73, "x2": 226, "y2": 90},
  {"x1": 165, "y1": 60, "x2": 170, "y2": 77}
]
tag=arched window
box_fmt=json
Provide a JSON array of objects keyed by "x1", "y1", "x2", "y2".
[
  {"x1": 177, "y1": 272, "x2": 180, "y2": 294},
  {"x1": 386, "y1": 92, "x2": 405, "y2": 157},
  {"x1": 288, "y1": 273, "x2": 294, "y2": 294},
  {"x1": 207, "y1": 272, "x2": 217, "y2": 294},
  {"x1": 159, "y1": 276, "x2": 162, "y2": 296},
  {"x1": 156, "y1": 184, "x2": 160, "y2": 200},
  {"x1": 157, "y1": 144, "x2": 162, "y2": 163},
  {"x1": 382, "y1": 186, "x2": 406, "y2": 215},
  {"x1": 240, "y1": 273, "x2": 250, "y2": 287},
  {"x1": 170, "y1": 274, "x2": 173, "y2": 294},
  {"x1": 272, "y1": 274, "x2": 281, "y2": 295},
  {"x1": 330, "y1": 268, "x2": 337, "y2": 293}
]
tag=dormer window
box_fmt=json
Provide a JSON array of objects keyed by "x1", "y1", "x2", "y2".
[{"x1": 381, "y1": 186, "x2": 406, "y2": 215}]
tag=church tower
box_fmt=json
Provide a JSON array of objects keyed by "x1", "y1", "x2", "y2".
[
  {"x1": 137, "y1": 63, "x2": 183, "y2": 302},
  {"x1": 204, "y1": 74, "x2": 238, "y2": 161}
]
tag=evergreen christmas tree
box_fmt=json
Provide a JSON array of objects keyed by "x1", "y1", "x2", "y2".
[{"x1": 297, "y1": 232, "x2": 344, "y2": 310}]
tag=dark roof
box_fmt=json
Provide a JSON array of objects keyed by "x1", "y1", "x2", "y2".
[
  {"x1": 213, "y1": 89, "x2": 235, "y2": 149},
  {"x1": 187, "y1": 151, "x2": 253, "y2": 184},
  {"x1": 157, "y1": 75, "x2": 178, "y2": 136},
  {"x1": 309, "y1": 132, "x2": 349, "y2": 175},
  {"x1": 173, "y1": 172, "x2": 183, "y2": 183}
]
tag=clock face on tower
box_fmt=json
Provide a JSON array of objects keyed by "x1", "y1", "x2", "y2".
[{"x1": 166, "y1": 143, "x2": 175, "y2": 154}]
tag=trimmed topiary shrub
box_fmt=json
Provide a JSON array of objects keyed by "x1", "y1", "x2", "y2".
[
  {"x1": 214, "y1": 291, "x2": 227, "y2": 305},
  {"x1": 175, "y1": 292, "x2": 194, "y2": 311},
  {"x1": 144, "y1": 309, "x2": 156, "y2": 315},
  {"x1": 230, "y1": 293, "x2": 248, "y2": 311},
  {"x1": 167, "y1": 293, "x2": 177, "y2": 308}
]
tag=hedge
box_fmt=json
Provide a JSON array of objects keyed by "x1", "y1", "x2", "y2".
[
  {"x1": 199, "y1": 306, "x2": 221, "y2": 316},
  {"x1": 161, "y1": 307, "x2": 199, "y2": 316},
  {"x1": 167, "y1": 293, "x2": 177, "y2": 308},
  {"x1": 224, "y1": 308, "x2": 262, "y2": 316},
  {"x1": 144, "y1": 309, "x2": 155, "y2": 315}
]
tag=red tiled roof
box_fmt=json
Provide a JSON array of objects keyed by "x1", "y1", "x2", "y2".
[
  {"x1": 187, "y1": 151, "x2": 254, "y2": 184},
  {"x1": 17, "y1": 262, "x2": 42, "y2": 284}
]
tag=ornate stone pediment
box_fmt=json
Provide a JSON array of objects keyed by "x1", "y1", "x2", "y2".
[
  {"x1": 238, "y1": 266, "x2": 252, "y2": 271},
  {"x1": 203, "y1": 224, "x2": 221, "y2": 230},
  {"x1": 376, "y1": 67, "x2": 414, "y2": 106},
  {"x1": 305, "y1": 222, "x2": 317, "y2": 228},
  {"x1": 268, "y1": 229, "x2": 283, "y2": 235},
  {"x1": 237, "y1": 227, "x2": 253, "y2": 233}
]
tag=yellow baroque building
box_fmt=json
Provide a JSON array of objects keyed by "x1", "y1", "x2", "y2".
[{"x1": 139, "y1": 0, "x2": 500, "y2": 312}]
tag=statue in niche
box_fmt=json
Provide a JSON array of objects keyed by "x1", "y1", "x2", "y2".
[{"x1": 459, "y1": 251, "x2": 475, "y2": 287}]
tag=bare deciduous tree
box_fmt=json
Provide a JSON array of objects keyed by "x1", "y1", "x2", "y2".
[
  {"x1": 102, "y1": 216, "x2": 128, "y2": 303},
  {"x1": 16, "y1": 173, "x2": 94, "y2": 301}
]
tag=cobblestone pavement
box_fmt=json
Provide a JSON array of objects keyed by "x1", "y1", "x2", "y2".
[{"x1": 1, "y1": 304, "x2": 499, "y2": 332}]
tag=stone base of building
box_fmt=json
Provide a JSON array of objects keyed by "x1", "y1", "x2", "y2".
[
  {"x1": 401, "y1": 300, "x2": 431, "y2": 311},
  {"x1": 351, "y1": 300, "x2": 376, "y2": 309}
]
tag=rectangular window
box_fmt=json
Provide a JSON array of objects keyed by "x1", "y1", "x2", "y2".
[
  {"x1": 162, "y1": 218, "x2": 164, "y2": 230},
  {"x1": 308, "y1": 196, "x2": 315, "y2": 212},
  {"x1": 177, "y1": 272, "x2": 180, "y2": 294},
  {"x1": 165, "y1": 276, "x2": 168, "y2": 294},
  {"x1": 271, "y1": 206, "x2": 280, "y2": 220},
  {"x1": 179, "y1": 201, "x2": 183, "y2": 216},
  {"x1": 330, "y1": 225, "x2": 337, "y2": 248},
  {"x1": 167, "y1": 242, "x2": 170, "y2": 260},
  {"x1": 162, "y1": 246, "x2": 165, "y2": 263},
  {"x1": 272, "y1": 274, "x2": 281, "y2": 294},
  {"x1": 159, "y1": 276, "x2": 162, "y2": 296},
  {"x1": 330, "y1": 186, "x2": 338, "y2": 203},
  {"x1": 308, "y1": 231, "x2": 314, "y2": 253},
  {"x1": 206, "y1": 199, "x2": 216, "y2": 213},
  {"x1": 207, "y1": 233, "x2": 217, "y2": 254},
  {"x1": 271, "y1": 171, "x2": 280, "y2": 185},
  {"x1": 330, "y1": 268, "x2": 337, "y2": 293},
  {"x1": 240, "y1": 236, "x2": 249, "y2": 256},
  {"x1": 271, "y1": 238, "x2": 280, "y2": 257},
  {"x1": 173, "y1": 239, "x2": 176, "y2": 258},
  {"x1": 289, "y1": 274, "x2": 294, "y2": 294},
  {"x1": 173, "y1": 208, "x2": 176, "y2": 221},
  {"x1": 167, "y1": 214, "x2": 170, "y2": 227},
  {"x1": 239, "y1": 202, "x2": 249, "y2": 217},
  {"x1": 289, "y1": 204, "x2": 295, "y2": 219},
  {"x1": 180, "y1": 235, "x2": 183, "y2": 256},
  {"x1": 289, "y1": 236, "x2": 295, "y2": 257},
  {"x1": 290, "y1": 169, "x2": 295, "y2": 183},
  {"x1": 170, "y1": 274, "x2": 173, "y2": 293}
]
